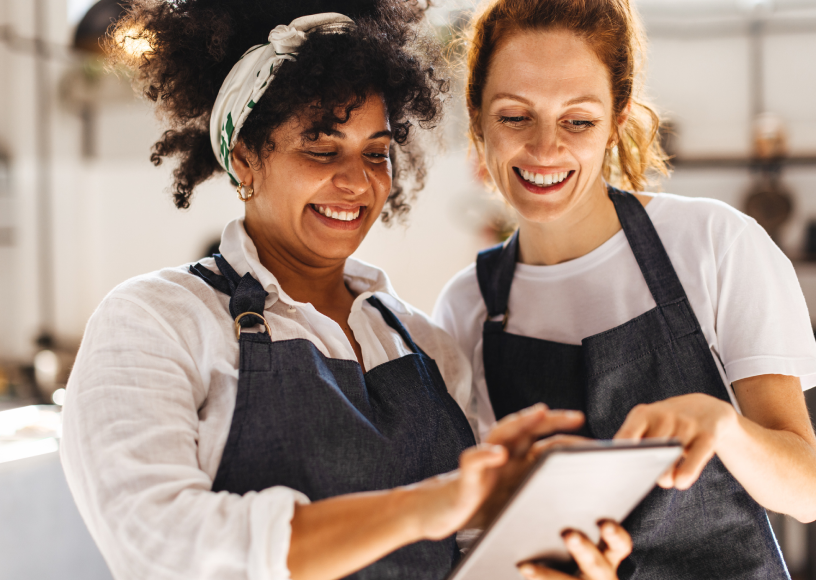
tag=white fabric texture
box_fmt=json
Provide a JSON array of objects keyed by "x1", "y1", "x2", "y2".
[
  {"x1": 210, "y1": 13, "x2": 353, "y2": 184},
  {"x1": 433, "y1": 194, "x2": 816, "y2": 441},
  {"x1": 60, "y1": 218, "x2": 472, "y2": 580}
]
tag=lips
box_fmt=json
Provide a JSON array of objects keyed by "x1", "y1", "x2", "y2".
[
  {"x1": 308, "y1": 204, "x2": 366, "y2": 230},
  {"x1": 513, "y1": 168, "x2": 574, "y2": 194},
  {"x1": 312, "y1": 204, "x2": 361, "y2": 222}
]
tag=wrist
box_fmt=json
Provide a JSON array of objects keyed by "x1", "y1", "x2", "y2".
[
  {"x1": 399, "y1": 472, "x2": 461, "y2": 541},
  {"x1": 715, "y1": 398, "x2": 741, "y2": 450},
  {"x1": 392, "y1": 480, "x2": 439, "y2": 543}
]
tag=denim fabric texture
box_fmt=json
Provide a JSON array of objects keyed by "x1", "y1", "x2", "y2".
[
  {"x1": 189, "y1": 260, "x2": 475, "y2": 580},
  {"x1": 475, "y1": 187, "x2": 789, "y2": 580}
]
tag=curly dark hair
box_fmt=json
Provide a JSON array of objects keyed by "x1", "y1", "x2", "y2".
[{"x1": 109, "y1": 0, "x2": 447, "y2": 221}]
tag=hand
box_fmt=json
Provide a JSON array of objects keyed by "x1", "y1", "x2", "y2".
[
  {"x1": 517, "y1": 521, "x2": 632, "y2": 580},
  {"x1": 413, "y1": 404, "x2": 586, "y2": 539},
  {"x1": 473, "y1": 405, "x2": 587, "y2": 528},
  {"x1": 614, "y1": 393, "x2": 737, "y2": 489}
]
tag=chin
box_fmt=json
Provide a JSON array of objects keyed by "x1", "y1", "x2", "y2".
[{"x1": 510, "y1": 196, "x2": 571, "y2": 225}]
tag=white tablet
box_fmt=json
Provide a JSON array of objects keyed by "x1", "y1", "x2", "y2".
[{"x1": 448, "y1": 440, "x2": 683, "y2": 580}]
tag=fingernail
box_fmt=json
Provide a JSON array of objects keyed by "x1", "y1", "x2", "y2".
[
  {"x1": 518, "y1": 564, "x2": 535, "y2": 578},
  {"x1": 564, "y1": 410, "x2": 583, "y2": 418},
  {"x1": 566, "y1": 534, "x2": 582, "y2": 548}
]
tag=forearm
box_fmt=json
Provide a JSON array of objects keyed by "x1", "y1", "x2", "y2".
[
  {"x1": 287, "y1": 484, "x2": 428, "y2": 580},
  {"x1": 718, "y1": 411, "x2": 816, "y2": 522}
]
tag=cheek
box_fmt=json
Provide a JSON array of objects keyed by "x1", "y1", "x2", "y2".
[
  {"x1": 482, "y1": 130, "x2": 519, "y2": 181},
  {"x1": 372, "y1": 163, "x2": 393, "y2": 202}
]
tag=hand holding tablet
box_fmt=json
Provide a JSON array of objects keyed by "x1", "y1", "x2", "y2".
[{"x1": 449, "y1": 440, "x2": 682, "y2": 580}]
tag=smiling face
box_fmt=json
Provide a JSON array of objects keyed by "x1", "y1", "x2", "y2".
[
  {"x1": 478, "y1": 28, "x2": 620, "y2": 227},
  {"x1": 237, "y1": 94, "x2": 392, "y2": 268}
]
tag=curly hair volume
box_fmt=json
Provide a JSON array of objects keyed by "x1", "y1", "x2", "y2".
[{"x1": 109, "y1": 0, "x2": 447, "y2": 220}]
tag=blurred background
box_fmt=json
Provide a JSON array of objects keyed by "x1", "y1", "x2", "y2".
[{"x1": 2, "y1": 0, "x2": 816, "y2": 578}]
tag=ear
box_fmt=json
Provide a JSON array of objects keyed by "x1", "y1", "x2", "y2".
[
  {"x1": 616, "y1": 100, "x2": 632, "y2": 130},
  {"x1": 608, "y1": 100, "x2": 632, "y2": 149},
  {"x1": 230, "y1": 141, "x2": 255, "y2": 186}
]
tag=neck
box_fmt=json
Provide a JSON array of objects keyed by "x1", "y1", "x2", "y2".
[
  {"x1": 244, "y1": 221, "x2": 353, "y2": 309},
  {"x1": 517, "y1": 178, "x2": 621, "y2": 266}
]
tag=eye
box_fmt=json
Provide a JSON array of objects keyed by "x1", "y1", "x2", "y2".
[
  {"x1": 307, "y1": 151, "x2": 337, "y2": 158},
  {"x1": 498, "y1": 115, "x2": 529, "y2": 126},
  {"x1": 365, "y1": 151, "x2": 389, "y2": 162},
  {"x1": 563, "y1": 120, "x2": 597, "y2": 132}
]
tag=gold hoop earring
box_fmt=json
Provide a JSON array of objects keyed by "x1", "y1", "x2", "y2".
[{"x1": 236, "y1": 181, "x2": 254, "y2": 202}]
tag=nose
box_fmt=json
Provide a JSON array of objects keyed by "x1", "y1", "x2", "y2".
[
  {"x1": 332, "y1": 156, "x2": 371, "y2": 197},
  {"x1": 526, "y1": 124, "x2": 560, "y2": 164}
]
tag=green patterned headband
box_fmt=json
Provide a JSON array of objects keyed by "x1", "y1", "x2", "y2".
[{"x1": 209, "y1": 13, "x2": 355, "y2": 185}]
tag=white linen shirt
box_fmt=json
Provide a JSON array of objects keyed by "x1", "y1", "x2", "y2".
[{"x1": 60, "y1": 218, "x2": 472, "y2": 580}]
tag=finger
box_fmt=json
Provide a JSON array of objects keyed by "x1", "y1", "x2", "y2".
[
  {"x1": 564, "y1": 531, "x2": 614, "y2": 580},
  {"x1": 530, "y1": 435, "x2": 592, "y2": 456},
  {"x1": 598, "y1": 520, "x2": 632, "y2": 569},
  {"x1": 486, "y1": 404, "x2": 549, "y2": 445},
  {"x1": 517, "y1": 563, "x2": 572, "y2": 580},
  {"x1": 487, "y1": 406, "x2": 585, "y2": 448},
  {"x1": 673, "y1": 436, "x2": 715, "y2": 490},
  {"x1": 459, "y1": 444, "x2": 508, "y2": 480},
  {"x1": 656, "y1": 464, "x2": 676, "y2": 489},
  {"x1": 613, "y1": 404, "x2": 653, "y2": 441}
]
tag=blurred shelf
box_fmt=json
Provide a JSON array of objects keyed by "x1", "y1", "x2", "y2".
[{"x1": 670, "y1": 155, "x2": 816, "y2": 170}]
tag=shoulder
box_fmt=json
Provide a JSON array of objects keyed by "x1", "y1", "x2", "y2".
[
  {"x1": 92, "y1": 258, "x2": 228, "y2": 337},
  {"x1": 646, "y1": 193, "x2": 758, "y2": 263},
  {"x1": 647, "y1": 193, "x2": 753, "y2": 233},
  {"x1": 435, "y1": 262, "x2": 483, "y2": 316}
]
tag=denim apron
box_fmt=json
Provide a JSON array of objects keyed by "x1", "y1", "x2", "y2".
[
  {"x1": 476, "y1": 187, "x2": 788, "y2": 579},
  {"x1": 190, "y1": 255, "x2": 475, "y2": 580}
]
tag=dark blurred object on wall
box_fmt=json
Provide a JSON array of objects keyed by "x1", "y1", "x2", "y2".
[
  {"x1": 745, "y1": 173, "x2": 793, "y2": 243},
  {"x1": 804, "y1": 221, "x2": 816, "y2": 262},
  {"x1": 753, "y1": 112, "x2": 788, "y2": 161},
  {"x1": 73, "y1": 0, "x2": 131, "y2": 54}
]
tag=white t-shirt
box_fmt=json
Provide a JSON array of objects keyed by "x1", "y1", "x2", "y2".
[
  {"x1": 433, "y1": 193, "x2": 816, "y2": 441},
  {"x1": 60, "y1": 218, "x2": 472, "y2": 580}
]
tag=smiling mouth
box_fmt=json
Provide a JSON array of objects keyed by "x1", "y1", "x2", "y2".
[
  {"x1": 310, "y1": 204, "x2": 364, "y2": 222},
  {"x1": 514, "y1": 168, "x2": 574, "y2": 187}
]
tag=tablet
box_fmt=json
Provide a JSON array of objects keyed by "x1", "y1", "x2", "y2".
[{"x1": 447, "y1": 439, "x2": 683, "y2": 580}]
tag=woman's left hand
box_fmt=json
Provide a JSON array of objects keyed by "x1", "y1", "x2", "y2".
[
  {"x1": 613, "y1": 393, "x2": 737, "y2": 489},
  {"x1": 518, "y1": 521, "x2": 633, "y2": 580}
]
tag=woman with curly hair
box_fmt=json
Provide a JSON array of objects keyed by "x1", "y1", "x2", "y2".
[
  {"x1": 435, "y1": 0, "x2": 816, "y2": 578},
  {"x1": 59, "y1": 1, "x2": 632, "y2": 579}
]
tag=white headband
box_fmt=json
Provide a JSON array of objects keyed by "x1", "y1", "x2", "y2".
[{"x1": 210, "y1": 13, "x2": 355, "y2": 184}]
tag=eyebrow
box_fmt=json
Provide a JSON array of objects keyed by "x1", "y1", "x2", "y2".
[
  {"x1": 490, "y1": 93, "x2": 604, "y2": 108},
  {"x1": 312, "y1": 129, "x2": 393, "y2": 140}
]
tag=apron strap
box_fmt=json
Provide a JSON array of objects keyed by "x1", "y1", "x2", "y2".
[
  {"x1": 608, "y1": 186, "x2": 690, "y2": 307},
  {"x1": 476, "y1": 231, "x2": 519, "y2": 333},
  {"x1": 189, "y1": 254, "x2": 269, "y2": 329},
  {"x1": 366, "y1": 295, "x2": 424, "y2": 356}
]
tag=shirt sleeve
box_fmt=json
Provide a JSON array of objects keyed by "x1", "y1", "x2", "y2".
[
  {"x1": 60, "y1": 295, "x2": 309, "y2": 580},
  {"x1": 715, "y1": 220, "x2": 816, "y2": 390}
]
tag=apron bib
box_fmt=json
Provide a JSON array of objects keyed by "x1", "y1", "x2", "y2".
[
  {"x1": 476, "y1": 187, "x2": 788, "y2": 580},
  {"x1": 190, "y1": 255, "x2": 475, "y2": 580}
]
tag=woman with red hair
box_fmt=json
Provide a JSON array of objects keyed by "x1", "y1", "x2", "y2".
[{"x1": 436, "y1": 1, "x2": 816, "y2": 578}]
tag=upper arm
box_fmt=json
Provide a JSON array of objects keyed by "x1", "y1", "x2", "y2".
[
  {"x1": 733, "y1": 374, "x2": 816, "y2": 446},
  {"x1": 715, "y1": 220, "x2": 816, "y2": 384}
]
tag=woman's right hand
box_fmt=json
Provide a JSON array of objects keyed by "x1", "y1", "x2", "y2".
[
  {"x1": 410, "y1": 404, "x2": 586, "y2": 540},
  {"x1": 518, "y1": 521, "x2": 632, "y2": 580}
]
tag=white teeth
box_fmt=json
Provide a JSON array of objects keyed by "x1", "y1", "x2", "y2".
[
  {"x1": 520, "y1": 169, "x2": 569, "y2": 187},
  {"x1": 314, "y1": 205, "x2": 361, "y2": 222}
]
